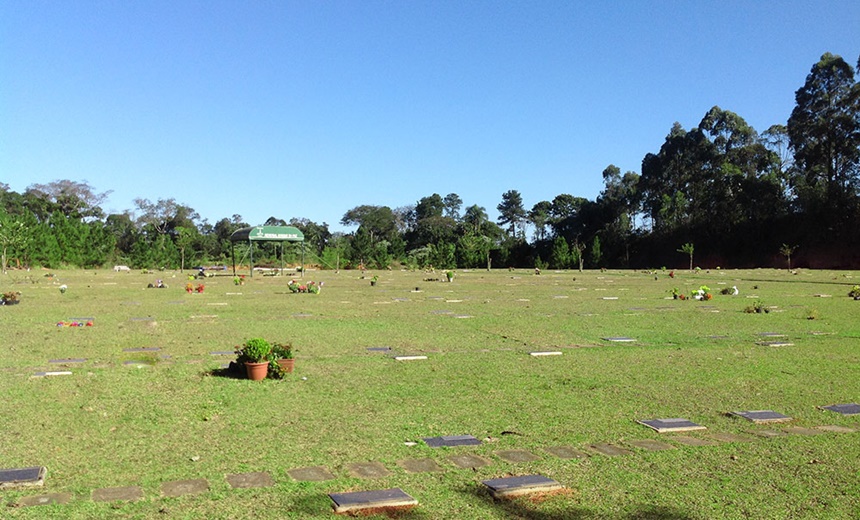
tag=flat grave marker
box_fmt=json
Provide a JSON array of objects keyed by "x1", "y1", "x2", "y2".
[
  {"x1": 730, "y1": 410, "x2": 792, "y2": 423},
  {"x1": 589, "y1": 443, "x2": 633, "y2": 456},
  {"x1": 708, "y1": 432, "x2": 757, "y2": 443},
  {"x1": 17, "y1": 493, "x2": 71, "y2": 507},
  {"x1": 31, "y1": 371, "x2": 72, "y2": 378},
  {"x1": 0, "y1": 466, "x2": 46, "y2": 489},
  {"x1": 366, "y1": 347, "x2": 392, "y2": 352},
  {"x1": 287, "y1": 466, "x2": 335, "y2": 482},
  {"x1": 481, "y1": 474, "x2": 563, "y2": 498},
  {"x1": 758, "y1": 332, "x2": 787, "y2": 337},
  {"x1": 48, "y1": 358, "x2": 86, "y2": 364},
  {"x1": 396, "y1": 458, "x2": 444, "y2": 473},
  {"x1": 448, "y1": 453, "x2": 492, "y2": 469},
  {"x1": 670, "y1": 436, "x2": 719, "y2": 447},
  {"x1": 395, "y1": 355, "x2": 427, "y2": 361},
  {"x1": 529, "y1": 351, "x2": 562, "y2": 357},
  {"x1": 225, "y1": 472, "x2": 275, "y2": 489},
  {"x1": 637, "y1": 418, "x2": 707, "y2": 433},
  {"x1": 161, "y1": 478, "x2": 209, "y2": 497},
  {"x1": 820, "y1": 403, "x2": 860, "y2": 415},
  {"x1": 603, "y1": 337, "x2": 636, "y2": 343},
  {"x1": 346, "y1": 461, "x2": 392, "y2": 479},
  {"x1": 627, "y1": 439, "x2": 675, "y2": 451},
  {"x1": 783, "y1": 426, "x2": 826, "y2": 436},
  {"x1": 544, "y1": 446, "x2": 588, "y2": 459},
  {"x1": 424, "y1": 434, "x2": 481, "y2": 448},
  {"x1": 92, "y1": 486, "x2": 144, "y2": 502},
  {"x1": 122, "y1": 347, "x2": 161, "y2": 353},
  {"x1": 495, "y1": 450, "x2": 540, "y2": 463},
  {"x1": 750, "y1": 429, "x2": 789, "y2": 438},
  {"x1": 815, "y1": 425, "x2": 857, "y2": 433},
  {"x1": 328, "y1": 488, "x2": 418, "y2": 514},
  {"x1": 757, "y1": 341, "x2": 795, "y2": 347}
]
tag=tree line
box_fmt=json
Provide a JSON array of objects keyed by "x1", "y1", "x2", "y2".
[{"x1": 2, "y1": 53, "x2": 859, "y2": 273}]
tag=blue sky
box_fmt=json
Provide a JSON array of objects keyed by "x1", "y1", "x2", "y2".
[{"x1": 2, "y1": 1, "x2": 858, "y2": 232}]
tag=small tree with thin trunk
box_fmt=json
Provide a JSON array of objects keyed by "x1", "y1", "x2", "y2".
[
  {"x1": 678, "y1": 243, "x2": 694, "y2": 271},
  {"x1": 0, "y1": 215, "x2": 28, "y2": 274},
  {"x1": 779, "y1": 244, "x2": 798, "y2": 270},
  {"x1": 571, "y1": 240, "x2": 586, "y2": 272}
]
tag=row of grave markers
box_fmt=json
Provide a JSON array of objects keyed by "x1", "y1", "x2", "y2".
[{"x1": 3, "y1": 403, "x2": 856, "y2": 512}]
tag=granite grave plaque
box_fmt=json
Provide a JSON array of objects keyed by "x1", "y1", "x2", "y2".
[
  {"x1": 17, "y1": 493, "x2": 71, "y2": 507},
  {"x1": 815, "y1": 425, "x2": 857, "y2": 433},
  {"x1": 730, "y1": 410, "x2": 792, "y2": 423},
  {"x1": 821, "y1": 403, "x2": 860, "y2": 415},
  {"x1": 628, "y1": 439, "x2": 675, "y2": 451},
  {"x1": 481, "y1": 474, "x2": 562, "y2": 498},
  {"x1": 328, "y1": 488, "x2": 417, "y2": 514},
  {"x1": 603, "y1": 337, "x2": 636, "y2": 342},
  {"x1": 783, "y1": 426, "x2": 826, "y2": 436},
  {"x1": 637, "y1": 418, "x2": 706, "y2": 433},
  {"x1": 0, "y1": 466, "x2": 46, "y2": 489},
  {"x1": 424, "y1": 435, "x2": 481, "y2": 448}
]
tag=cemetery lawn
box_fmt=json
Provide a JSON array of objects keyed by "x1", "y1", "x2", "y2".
[{"x1": 1, "y1": 267, "x2": 858, "y2": 519}]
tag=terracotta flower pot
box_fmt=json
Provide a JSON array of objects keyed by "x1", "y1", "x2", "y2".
[
  {"x1": 245, "y1": 361, "x2": 269, "y2": 381},
  {"x1": 277, "y1": 358, "x2": 294, "y2": 373}
]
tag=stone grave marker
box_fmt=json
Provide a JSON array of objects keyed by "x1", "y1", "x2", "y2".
[
  {"x1": 495, "y1": 450, "x2": 540, "y2": 463},
  {"x1": 161, "y1": 478, "x2": 209, "y2": 497},
  {"x1": 287, "y1": 466, "x2": 335, "y2": 482},
  {"x1": 48, "y1": 358, "x2": 86, "y2": 365},
  {"x1": 783, "y1": 426, "x2": 826, "y2": 436},
  {"x1": 637, "y1": 418, "x2": 706, "y2": 433},
  {"x1": 328, "y1": 488, "x2": 418, "y2": 514},
  {"x1": 395, "y1": 355, "x2": 427, "y2": 361},
  {"x1": 544, "y1": 446, "x2": 588, "y2": 459},
  {"x1": 17, "y1": 493, "x2": 71, "y2": 507},
  {"x1": 821, "y1": 403, "x2": 860, "y2": 415},
  {"x1": 92, "y1": 486, "x2": 144, "y2": 502},
  {"x1": 448, "y1": 454, "x2": 491, "y2": 469},
  {"x1": 758, "y1": 332, "x2": 786, "y2": 337},
  {"x1": 123, "y1": 347, "x2": 161, "y2": 353},
  {"x1": 366, "y1": 347, "x2": 392, "y2": 352},
  {"x1": 730, "y1": 410, "x2": 792, "y2": 423},
  {"x1": 529, "y1": 351, "x2": 562, "y2": 357},
  {"x1": 707, "y1": 432, "x2": 757, "y2": 443},
  {"x1": 815, "y1": 425, "x2": 857, "y2": 433},
  {"x1": 603, "y1": 337, "x2": 636, "y2": 342},
  {"x1": 31, "y1": 371, "x2": 73, "y2": 378},
  {"x1": 424, "y1": 435, "x2": 481, "y2": 448},
  {"x1": 670, "y1": 436, "x2": 719, "y2": 447},
  {"x1": 589, "y1": 443, "x2": 633, "y2": 456},
  {"x1": 396, "y1": 458, "x2": 444, "y2": 473},
  {"x1": 346, "y1": 461, "x2": 392, "y2": 479},
  {"x1": 750, "y1": 429, "x2": 789, "y2": 438},
  {"x1": 627, "y1": 439, "x2": 675, "y2": 451},
  {"x1": 481, "y1": 474, "x2": 563, "y2": 499},
  {"x1": 225, "y1": 472, "x2": 274, "y2": 489},
  {"x1": 757, "y1": 341, "x2": 794, "y2": 347},
  {"x1": 0, "y1": 466, "x2": 46, "y2": 489}
]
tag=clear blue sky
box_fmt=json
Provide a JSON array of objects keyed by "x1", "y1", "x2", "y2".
[{"x1": 2, "y1": 1, "x2": 858, "y2": 232}]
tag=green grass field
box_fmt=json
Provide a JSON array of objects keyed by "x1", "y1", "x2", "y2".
[{"x1": 1, "y1": 267, "x2": 858, "y2": 519}]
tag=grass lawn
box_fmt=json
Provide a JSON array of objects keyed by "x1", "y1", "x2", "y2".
[{"x1": 1, "y1": 267, "x2": 858, "y2": 519}]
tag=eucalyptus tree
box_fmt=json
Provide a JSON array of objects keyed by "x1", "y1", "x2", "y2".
[{"x1": 788, "y1": 52, "x2": 860, "y2": 221}]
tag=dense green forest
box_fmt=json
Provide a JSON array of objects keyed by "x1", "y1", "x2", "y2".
[{"x1": 2, "y1": 53, "x2": 859, "y2": 272}]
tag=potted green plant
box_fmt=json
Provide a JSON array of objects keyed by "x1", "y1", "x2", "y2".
[
  {"x1": 270, "y1": 342, "x2": 294, "y2": 375},
  {"x1": 236, "y1": 338, "x2": 272, "y2": 381},
  {"x1": 370, "y1": 275, "x2": 379, "y2": 287},
  {"x1": 446, "y1": 270, "x2": 455, "y2": 282}
]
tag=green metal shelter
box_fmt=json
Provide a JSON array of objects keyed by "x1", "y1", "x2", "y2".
[{"x1": 229, "y1": 226, "x2": 305, "y2": 277}]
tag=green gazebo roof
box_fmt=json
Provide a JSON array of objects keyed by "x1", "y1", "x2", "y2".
[{"x1": 230, "y1": 226, "x2": 304, "y2": 242}]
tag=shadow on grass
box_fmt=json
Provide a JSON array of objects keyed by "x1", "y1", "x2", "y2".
[
  {"x1": 289, "y1": 492, "x2": 430, "y2": 519},
  {"x1": 456, "y1": 482, "x2": 694, "y2": 520},
  {"x1": 204, "y1": 361, "x2": 245, "y2": 379}
]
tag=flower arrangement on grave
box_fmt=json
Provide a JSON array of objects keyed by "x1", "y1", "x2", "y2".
[
  {"x1": 288, "y1": 280, "x2": 300, "y2": 293},
  {"x1": 307, "y1": 281, "x2": 321, "y2": 294},
  {"x1": 744, "y1": 300, "x2": 768, "y2": 314},
  {"x1": 196, "y1": 284, "x2": 205, "y2": 293},
  {"x1": 1, "y1": 291, "x2": 21, "y2": 305},
  {"x1": 848, "y1": 285, "x2": 860, "y2": 299},
  {"x1": 720, "y1": 286, "x2": 739, "y2": 296},
  {"x1": 370, "y1": 275, "x2": 378, "y2": 287},
  {"x1": 233, "y1": 275, "x2": 245, "y2": 286},
  {"x1": 446, "y1": 270, "x2": 455, "y2": 282},
  {"x1": 235, "y1": 337, "x2": 272, "y2": 381},
  {"x1": 57, "y1": 320, "x2": 94, "y2": 327},
  {"x1": 185, "y1": 282, "x2": 194, "y2": 293},
  {"x1": 669, "y1": 287, "x2": 682, "y2": 300},
  {"x1": 269, "y1": 342, "x2": 294, "y2": 377},
  {"x1": 692, "y1": 285, "x2": 712, "y2": 300}
]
